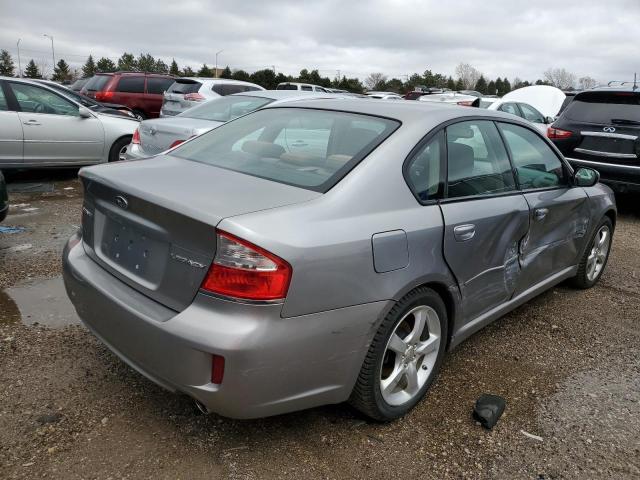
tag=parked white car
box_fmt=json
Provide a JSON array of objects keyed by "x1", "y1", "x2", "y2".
[
  {"x1": 0, "y1": 76, "x2": 139, "y2": 167},
  {"x1": 160, "y1": 78, "x2": 265, "y2": 117},
  {"x1": 368, "y1": 93, "x2": 403, "y2": 100},
  {"x1": 502, "y1": 85, "x2": 567, "y2": 118},
  {"x1": 276, "y1": 82, "x2": 331, "y2": 93},
  {"x1": 479, "y1": 98, "x2": 553, "y2": 133},
  {"x1": 418, "y1": 91, "x2": 479, "y2": 107}
]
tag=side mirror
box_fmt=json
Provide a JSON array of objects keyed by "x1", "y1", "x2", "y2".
[
  {"x1": 78, "y1": 107, "x2": 93, "y2": 119},
  {"x1": 545, "y1": 116, "x2": 555, "y2": 124},
  {"x1": 574, "y1": 167, "x2": 600, "y2": 187}
]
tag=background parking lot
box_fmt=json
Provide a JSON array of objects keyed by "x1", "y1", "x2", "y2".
[{"x1": 0, "y1": 171, "x2": 638, "y2": 479}]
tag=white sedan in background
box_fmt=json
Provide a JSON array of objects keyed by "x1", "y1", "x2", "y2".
[{"x1": 479, "y1": 98, "x2": 553, "y2": 133}]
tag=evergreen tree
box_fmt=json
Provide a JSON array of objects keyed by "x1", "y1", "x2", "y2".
[
  {"x1": 197, "y1": 64, "x2": 214, "y2": 77},
  {"x1": 385, "y1": 78, "x2": 404, "y2": 93},
  {"x1": 182, "y1": 66, "x2": 195, "y2": 77},
  {"x1": 494, "y1": 77, "x2": 504, "y2": 96},
  {"x1": 82, "y1": 55, "x2": 96, "y2": 77},
  {"x1": 487, "y1": 80, "x2": 496, "y2": 95},
  {"x1": 169, "y1": 58, "x2": 180, "y2": 76},
  {"x1": 454, "y1": 78, "x2": 464, "y2": 91},
  {"x1": 474, "y1": 75, "x2": 488, "y2": 94},
  {"x1": 501, "y1": 78, "x2": 511, "y2": 95},
  {"x1": 250, "y1": 69, "x2": 277, "y2": 89},
  {"x1": 0, "y1": 49, "x2": 15, "y2": 76},
  {"x1": 24, "y1": 59, "x2": 41, "y2": 78},
  {"x1": 117, "y1": 53, "x2": 137, "y2": 71},
  {"x1": 96, "y1": 57, "x2": 116, "y2": 72},
  {"x1": 137, "y1": 53, "x2": 156, "y2": 72},
  {"x1": 154, "y1": 59, "x2": 168, "y2": 74},
  {"x1": 220, "y1": 66, "x2": 232, "y2": 79},
  {"x1": 52, "y1": 59, "x2": 72, "y2": 82},
  {"x1": 446, "y1": 76, "x2": 456, "y2": 90},
  {"x1": 231, "y1": 69, "x2": 251, "y2": 81}
]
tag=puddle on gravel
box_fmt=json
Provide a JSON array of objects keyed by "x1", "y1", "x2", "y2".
[{"x1": 1, "y1": 277, "x2": 81, "y2": 327}]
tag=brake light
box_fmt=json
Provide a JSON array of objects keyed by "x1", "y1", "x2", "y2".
[
  {"x1": 132, "y1": 128, "x2": 140, "y2": 144},
  {"x1": 184, "y1": 92, "x2": 206, "y2": 101},
  {"x1": 169, "y1": 139, "x2": 185, "y2": 148},
  {"x1": 211, "y1": 355, "x2": 225, "y2": 384},
  {"x1": 457, "y1": 100, "x2": 474, "y2": 106},
  {"x1": 547, "y1": 127, "x2": 573, "y2": 139},
  {"x1": 95, "y1": 91, "x2": 114, "y2": 102},
  {"x1": 201, "y1": 231, "x2": 292, "y2": 301}
]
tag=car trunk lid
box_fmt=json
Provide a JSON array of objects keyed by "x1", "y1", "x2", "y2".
[
  {"x1": 139, "y1": 118, "x2": 221, "y2": 155},
  {"x1": 80, "y1": 155, "x2": 320, "y2": 312}
]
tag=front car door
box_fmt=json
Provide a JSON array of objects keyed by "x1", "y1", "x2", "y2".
[
  {"x1": 8, "y1": 82, "x2": 104, "y2": 165},
  {"x1": 439, "y1": 120, "x2": 530, "y2": 321},
  {"x1": 497, "y1": 122, "x2": 591, "y2": 292},
  {"x1": 0, "y1": 81, "x2": 23, "y2": 166}
]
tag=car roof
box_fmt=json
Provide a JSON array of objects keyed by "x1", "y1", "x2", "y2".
[
  {"x1": 231, "y1": 90, "x2": 343, "y2": 101},
  {"x1": 177, "y1": 77, "x2": 262, "y2": 86},
  {"x1": 261, "y1": 97, "x2": 529, "y2": 128}
]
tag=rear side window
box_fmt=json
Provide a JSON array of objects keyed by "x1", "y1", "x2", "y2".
[
  {"x1": 182, "y1": 95, "x2": 273, "y2": 122},
  {"x1": 499, "y1": 123, "x2": 566, "y2": 189},
  {"x1": 171, "y1": 108, "x2": 399, "y2": 192},
  {"x1": 0, "y1": 86, "x2": 8, "y2": 110},
  {"x1": 168, "y1": 80, "x2": 202, "y2": 94},
  {"x1": 565, "y1": 92, "x2": 640, "y2": 123},
  {"x1": 405, "y1": 131, "x2": 444, "y2": 201},
  {"x1": 301, "y1": 85, "x2": 313, "y2": 91},
  {"x1": 277, "y1": 84, "x2": 298, "y2": 90},
  {"x1": 212, "y1": 84, "x2": 260, "y2": 96},
  {"x1": 116, "y1": 76, "x2": 145, "y2": 93},
  {"x1": 84, "y1": 75, "x2": 111, "y2": 91},
  {"x1": 147, "y1": 77, "x2": 174, "y2": 95},
  {"x1": 445, "y1": 121, "x2": 516, "y2": 198}
]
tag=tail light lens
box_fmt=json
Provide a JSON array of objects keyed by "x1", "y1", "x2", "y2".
[
  {"x1": 169, "y1": 139, "x2": 185, "y2": 148},
  {"x1": 211, "y1": 355, "x2": 225, "y2": 384},
  {"x1": 95, "y1": 91, "x2": 114, "y2": 102},
  {"x1": 131, "y1": 128, "x2": 140, "y2": 144},
  {"x1": 457, "y1": 100, "x2": 474, "y2": 106},
  {"x1": 547, "y1": 127, "x2": 573, "y2": 139},
  {"x1": 184, "y1": 92, "x2": 206, "y2": 101},
  {"x1": 201, "y1": 231, "x2": 292, "y2": 301}
]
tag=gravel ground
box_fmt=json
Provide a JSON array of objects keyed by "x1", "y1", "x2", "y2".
[{"x1": 0, "y1": 171, "x2": 638, "y2": 479}]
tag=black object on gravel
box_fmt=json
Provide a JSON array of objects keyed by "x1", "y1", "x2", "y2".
[{"x1": 473, "y1": 394, "x2": 506, "y2": 429}]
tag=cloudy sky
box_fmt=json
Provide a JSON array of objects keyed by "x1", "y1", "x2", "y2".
[{"x1": 1, "y1": 0, "x2": 638, "y2": 83}]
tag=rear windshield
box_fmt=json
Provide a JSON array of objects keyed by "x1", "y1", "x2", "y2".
[
  {"x1": 171, "y1": 108, "x2": 400, "y2": 192},
  {"x1": 180, "y1": 95, "x2": 273, "y2": 122},
  {"x1": 84, "y1": 75, "x2": 111, "y2": 91},
  {"x1": 277, "y1": 84, "x2": 298, "y2": 90},
  {"x1": 565, "y1": 92, "x2": 640, "y2": 123},
  {"x1": 168, "y1": 79, "x2": 202, "y2": 94}
]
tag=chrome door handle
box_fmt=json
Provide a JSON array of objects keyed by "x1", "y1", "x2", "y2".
[
  {"x1": 23, "y1": 120, "x2": 41, "y2": 126},
  {"x1": 453, "y1": 224, "x2": 476, "y2": 242},
  {"x1": 533, "y1": 208, "x2": 549, "y2": 221}
]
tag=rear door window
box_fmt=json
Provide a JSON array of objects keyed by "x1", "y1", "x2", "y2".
[
  {"x1": 498, "y1": 103, "x2": 519, "y2": 116},
  {"x1": 212, "y1": 84, "x2": 259, "y2": 96},
  {"x1": 83, "y1": 75, "x2": 111, "y2": 92},
  {"x1": 301, "y1": 85, "x2": 313, "y2": 91},
  {"x1": 277, "y1": 84, "x2": 298, "y2": 90},
  {"x1": 499, "y1": 123, "x2": 566, "y2": 189},
  {"x1": 445, "y1": 120, "x2": 516, "y2": 198},
  {"x1": 519, "y1": 103, "x2": 545, "y2": 123},
  {"x1": 116, "y1": 76, "x2": 145, "y2": 93},
  {"x1": 147, "y1": 77, "x2": 175, "y2": 95}
]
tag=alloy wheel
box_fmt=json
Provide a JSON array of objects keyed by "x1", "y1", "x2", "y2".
[
  {"x1": 586, "y1": 225, "x2": 611, "y2": 282},
  {"x1": 379, "y1": 305, "x2": 441, "y2": 406}
]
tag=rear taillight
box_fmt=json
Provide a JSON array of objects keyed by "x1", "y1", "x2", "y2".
[
  {"x1": 201, "y1": 231, "x2": 292, "y2": 301},
  {"x1": 184, "y1": 92, "x2": 206, "y2": 101},
  {"x1": 132, "y1": 128, "x2": 140, "y2": 144},
  {"x1": 457, "y1": 100, "x2": 474, "y2": 106},
  {"x1": 169, "y1": 139, "x2": 185, "y2": 148},
  {"x1": 95, "y1": 91, "x2": 114, "y2": 102},
  {"x1": 547, "y1": 127, "x2": 573, "y2": 139}
]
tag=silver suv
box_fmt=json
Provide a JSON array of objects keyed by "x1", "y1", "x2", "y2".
[{"x1": 160, "y1": 78, "x2": 264, "y2": 117}]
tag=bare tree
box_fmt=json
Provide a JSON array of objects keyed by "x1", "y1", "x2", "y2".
[
  {"x1": 578, "y1": 76, "x2": 598, "y2": 90},
  {"x1": 543, "y1": 68, "x2": 576, "y2": 90},
  {"x1": 455, "y1": 63, "x2": 482, "y2": 89},
  {"x1": 364, "y1": 72, "x2": 387, "y2": 90}
]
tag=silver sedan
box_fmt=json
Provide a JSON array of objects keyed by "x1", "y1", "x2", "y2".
[
  {"x1": 63, "y1": 100, "x2": 615, "y2": 421},
  {"x1": 0, "y1": 76, "x2": 138, "y2": 167},
  {"x1": 125, "y1": 90, "x2": 344, "y2": 160}
]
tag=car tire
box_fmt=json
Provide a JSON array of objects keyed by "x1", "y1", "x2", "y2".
[
  {"x1": 108, "y1": 136, "x2": 132, "y2": 163},
  {"x1": 132, "y1": 110, "x2": 146, "y2": 121},
  {"x1": 349, "y1": 286, "x2": 448, "y2": 421},
  {"x1": 570, "y1": 217, "x2": 613, "y2": 289}
]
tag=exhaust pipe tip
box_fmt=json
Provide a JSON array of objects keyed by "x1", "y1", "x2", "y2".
[{"x1": 193, "y1": 399, "x2": 210, "y2": 415}]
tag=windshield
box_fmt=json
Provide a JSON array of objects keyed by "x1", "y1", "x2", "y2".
[
  {"x1": 172, "y1": 108, "x2": 399, "y2": 192},
  {"x1": 179, "y1": 95, "x2": 274, "y2": 122},
  {"x1": 565, "y1": 92, "x2": 640, "y2": 123}
]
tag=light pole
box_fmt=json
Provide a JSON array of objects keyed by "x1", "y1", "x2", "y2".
[
  {"x1": 16, "y1": 38, "x2": 22, "y2": 77},
  {"x1": 214, "y1": 49, "x2": 223, "y2": 78},
  {"x1": 43, "y1": 34, "x2": 55, "y2": 77}
]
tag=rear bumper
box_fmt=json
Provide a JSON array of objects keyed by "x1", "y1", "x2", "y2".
[
  {"x1": 566, "y1": 157, "x2": 640, "y2": 192},
  {"x1": 62, "y1": 233, "x2": 384, "y2": 419},
  {"x1": 124, "y1": 143, "x2": 151, "y2": 160}
]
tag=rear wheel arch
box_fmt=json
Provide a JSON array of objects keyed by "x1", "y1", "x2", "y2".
[
  {"x1": 108, "y1": 135, "x2": 132, "y2": 163},
  {"x1": 604, "y1": 209, "x2": 616, "y2": 231}
]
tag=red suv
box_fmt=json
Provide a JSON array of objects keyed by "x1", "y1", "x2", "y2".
[{"x1": 81, "y1": 72, "x2": 175, "y2": 119}]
